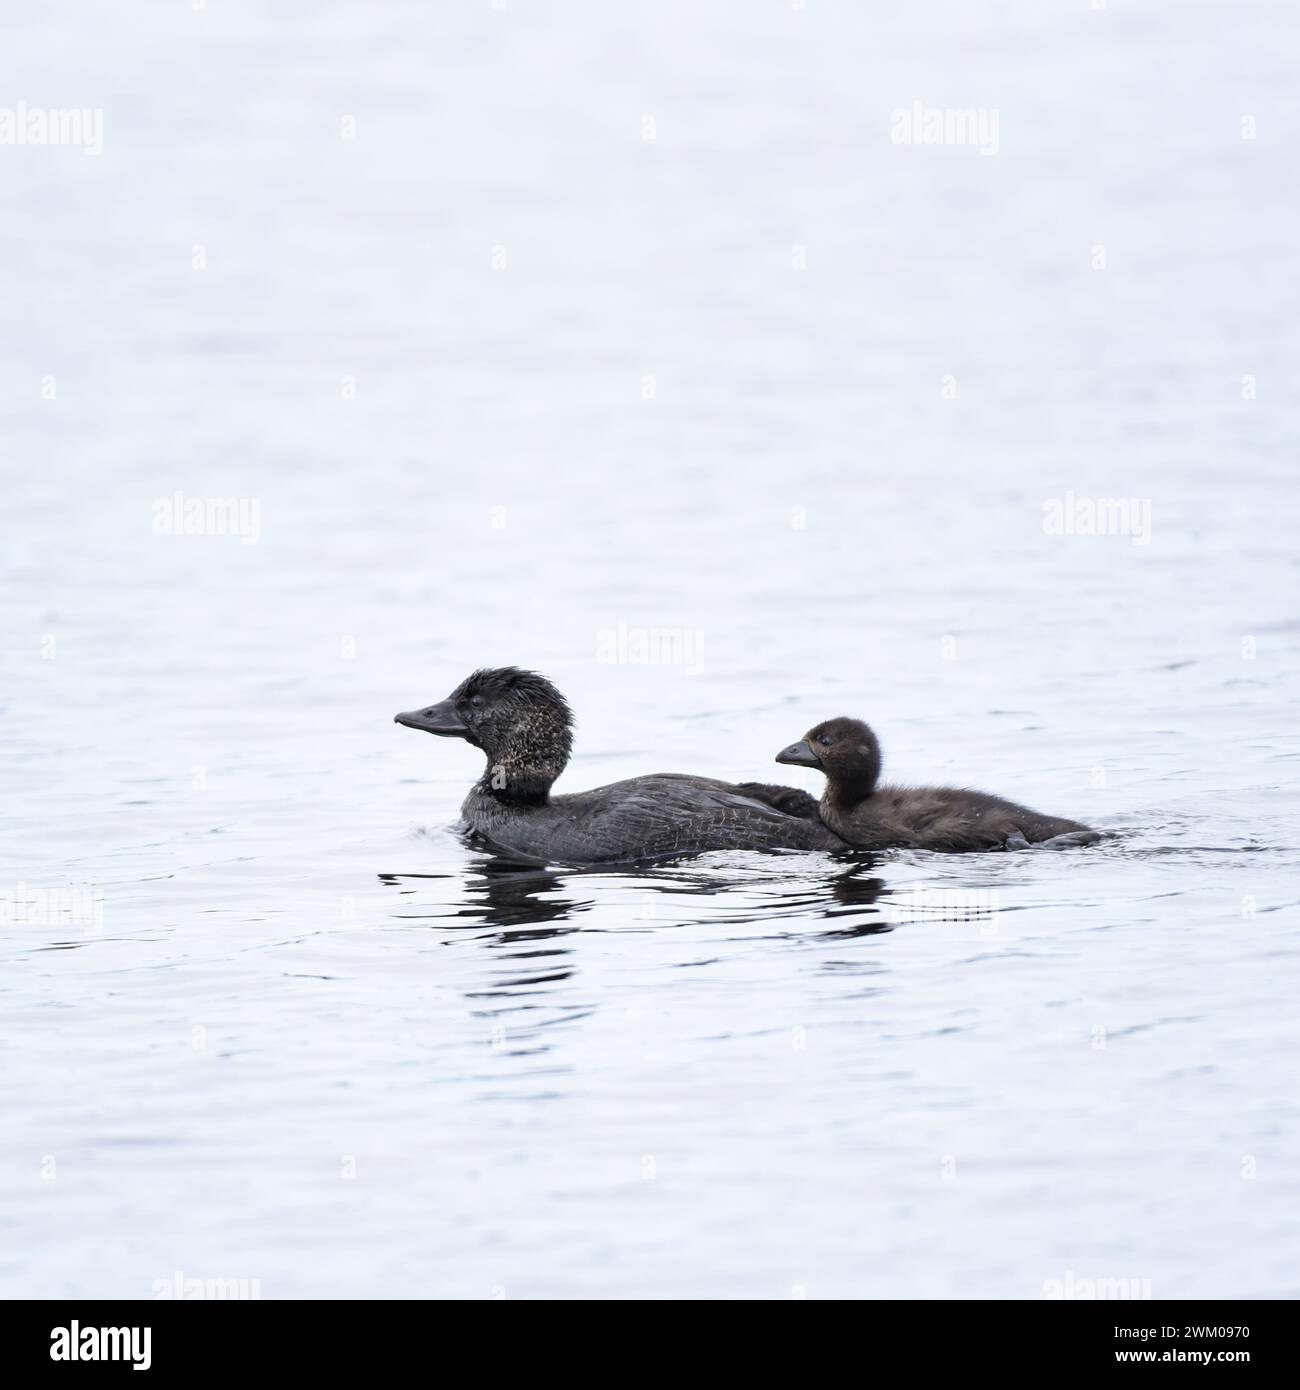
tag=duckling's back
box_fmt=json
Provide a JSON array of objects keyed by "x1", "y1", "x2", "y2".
[{"x1": 826, "y1": 786, "x2": 1096, "y2": 853}]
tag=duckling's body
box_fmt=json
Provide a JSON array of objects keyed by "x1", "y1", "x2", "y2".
[
  {"x1": 820, "y1": 782, "x2": 1094, "y2": 852},
  {"x1": 396, "y1": 668, "x2": 846, "y2": 866},
  {"x1": 777, "y1": 717, "x2": 1098, "y2": 853}
]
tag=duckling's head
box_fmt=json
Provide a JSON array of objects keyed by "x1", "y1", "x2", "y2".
[
  {"x1": 395, "y1": 666, "x2": 573, "y2": 801},
  {"x1": 776, "y1": 716, "x2": 882, "y2": 805}
]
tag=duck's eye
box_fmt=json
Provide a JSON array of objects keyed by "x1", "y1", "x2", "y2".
[{"x1": 470, "y1": 695, "x2": 486, "y2": 709}]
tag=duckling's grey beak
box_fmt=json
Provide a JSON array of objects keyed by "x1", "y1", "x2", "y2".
[
  {"x1": 394, "y1": 699, "x2": 469, "y2": 738},
  {"x1": 776, "y1": 739, "x2": 821, "y2": 769}
]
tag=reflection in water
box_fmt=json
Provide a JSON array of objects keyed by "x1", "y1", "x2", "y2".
[
  {"x1": 375, "y1": 851, "x2": 910, "y2": 1083},
  {"x1": 373, "y1": 846, "x2": 1130, "y2": 1091},
  {"x1": 459, "y1": 857, "x2": 593, "y2": 931},
  {"x1": 381, "y1": 848, "x2": 895, "y2": 938},
  {"x1": 380, "y1": 857, "x2": 588, "y2": 931},
  {"x1": 379, "y1": 842, "x2": 1118, "y2": 961}
]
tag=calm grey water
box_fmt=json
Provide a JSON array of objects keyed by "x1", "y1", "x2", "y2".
[{"x1": 2, "y1": 1, "x2": 1298, "y2": 1298}]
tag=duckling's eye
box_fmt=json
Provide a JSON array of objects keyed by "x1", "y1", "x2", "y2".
[
  {"x1": 470, "y1": 695, "x2": 486, "y2": 709},
  {"x1": 817, "y1": 734, "x2": 834, "y2": 748}
]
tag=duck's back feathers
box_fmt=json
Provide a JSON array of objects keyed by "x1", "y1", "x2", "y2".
[
  {"x1": 464, "y1": 773, "x2": 845, "y2": 865},
  {"x1": 734, "y1": 781, "x2": 825, "y2": 822}
]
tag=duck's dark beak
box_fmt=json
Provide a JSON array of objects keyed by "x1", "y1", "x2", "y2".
[
  {"x1": 776, "y1": 739, "x2": 821, "y2": 769},
  {"x1": 394, "y1": 699, "x2": 468, "y2": 738}
]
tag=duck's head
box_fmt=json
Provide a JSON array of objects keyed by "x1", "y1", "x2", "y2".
[
  {"x1": 776, "y1": 716, "x2": 882, "y2": 805},
  {"x1": 395, "y1": 667, "x2": 573, "y2": 802}
]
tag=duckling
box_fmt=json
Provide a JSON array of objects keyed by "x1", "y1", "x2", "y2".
[
  {"x1": 776, "y1": 717, "x2": 1098, "y2": 852},
  {"x1": 396, "y1": 667, "x2": 849, "y2": 866}
]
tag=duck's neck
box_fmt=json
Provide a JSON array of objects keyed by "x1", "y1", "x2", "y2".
[
  {"x1": 475, "y1": 749, "x2": 565, "y2": 806},
  {"x1": 472, "y1": 708, "x2": 573, "y2": 807},
  {"x1": 823, "y1": 772, "x2": 877, "y2": 817},
  {"x1": 823, "y1": 740, "x2": 882, "y2": 816}
]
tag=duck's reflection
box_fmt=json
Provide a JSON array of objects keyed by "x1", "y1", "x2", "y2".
[
  {"x1": 379, "y1": 859, "x2": 586, "y2": 1040},
  {"x1": 817, "y1": 857, "x2": 894, "y2": 937},
  {"x1": 460, "y1": 856, "x2": 592, "y2": 931},
  {"x1": 382, "y1": 849, "x2": 895, "y2": 938},
  {"x1": 379, "y1": 857, "x2": 587, "y2": 935},
  {"x1": 378, "y1": 852, "x2": 906, "y2": 1062}
]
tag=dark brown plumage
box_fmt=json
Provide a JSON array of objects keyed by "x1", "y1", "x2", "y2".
[
  {"x1": 776, "y1": 716, "x2": 1098, "y2": 852},
  {"x1": 395, "y1": 668, "x2": 848, "y2": 865}
]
